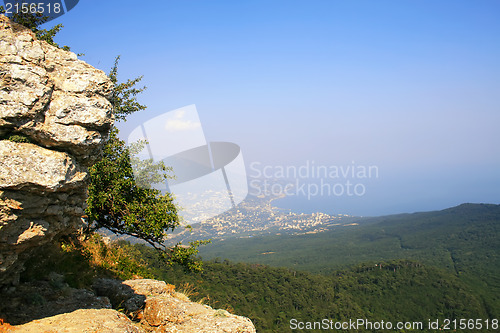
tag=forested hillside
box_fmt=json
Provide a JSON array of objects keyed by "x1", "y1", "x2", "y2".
[
  {"x1": 131, "y1": 243, "x2": 489, "y2": 332},
  {"x1": 16, "y1": 203, "x2": 498, "y2": 332},
  {"x1": 198, "y1": 203, "x2": 500, "y2": 320}
]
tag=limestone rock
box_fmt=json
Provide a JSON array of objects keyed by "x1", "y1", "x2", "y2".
[
  {"x1": 0, "y1": 277, "x2": 111, "y2": 325},
  {"x1": 0, "y1": 15, "x2": 113, "y2": 163},
  {"x1": 0, "y1": 140, "x2": 86, "y2": 192},
  {"x1": 123, "y1": 279, "x2": 176, "y2": 297},
  {"x1": 13, "y1": 309, "x2": 145, "y2": 333},
  {"x1": 0, "y1": 15, "x2": 114, "y2": 285},
  {"x1": 4, "y1": 278, "x2": 256, "y2": 332},
  {"x1": 141, "y1": 295, "x2": 256, "y2": 333},
  {"x1": 92, "y1": 278, "x2": 256, "y2": 333},
  {"x1": 93, "y1": 278, "x2": 149, "y2": 313}
]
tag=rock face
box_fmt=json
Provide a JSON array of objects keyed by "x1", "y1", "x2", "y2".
[
  {"x1": 93, "y1": 279, "x2": 256, "y2": 332},
  {"x1": 0, "y1": 15, "x2": 114, "y2": 285},
  {"x1": 9, "y1": 278, "x2": 256, "y2": 332}
]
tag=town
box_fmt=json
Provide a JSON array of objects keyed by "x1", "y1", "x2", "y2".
[{"x1": 166, "y1": 191, "x2": 358, "y2": 245}]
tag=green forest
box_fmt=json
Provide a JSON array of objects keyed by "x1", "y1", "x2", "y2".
[
  {"x1": 16, "y1": 203, "x2": 499, "y2": 332},
  {"x1": 198, "y1": 203, "x2": 500, "y2": 320},
  {"x1": 125, "y1": 244, "x2": 491, "y2": 332},
  {"x1": 103, "y1": 203, "x2": 499, "y2": 332}
]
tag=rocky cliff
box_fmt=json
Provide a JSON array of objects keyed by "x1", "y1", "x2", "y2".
[{"x1": 0, "y1": 15, "x2": 113, "y2": 286}]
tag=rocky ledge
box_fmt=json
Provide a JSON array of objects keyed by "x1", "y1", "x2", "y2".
[{"x1": 1, "y1": 277, "x2": 255, "y2": 332}]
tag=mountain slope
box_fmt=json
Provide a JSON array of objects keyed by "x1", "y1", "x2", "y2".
[
  {"x1": 199, "y1": 203, "x2": 500, "y2": 318},
  {"x1": 139, "y1": 255, "x2": 488, "y2": 333}
]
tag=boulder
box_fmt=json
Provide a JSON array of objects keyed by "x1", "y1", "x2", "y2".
[
  {"x1": 13, "y1": 309, "x2": 144, "y2": 333},
  {"x1": 95, "y1": 278, "x2": 257, "y2": 333}
]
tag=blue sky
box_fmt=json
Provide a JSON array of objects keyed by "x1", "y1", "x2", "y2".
[{"x1": 12, "y1": 0, "x2": 499, "y2": 215}]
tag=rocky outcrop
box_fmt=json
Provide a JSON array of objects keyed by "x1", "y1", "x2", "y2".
[
  {"x1": 0, "y1": 15, "x2": 114, "y2": 285},
  {"x1": 93, "y1": 279, "x2": 256, "y2": 332},
  {"x1": 11, "y1": 309, "x2": 144, "y2": 333},
  {"x1": 5, "y1": 278, "x2": 256, "y2": 332}
]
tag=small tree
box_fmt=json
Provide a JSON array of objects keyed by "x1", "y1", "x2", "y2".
[{"x1": 85, "y1": 57, "x2": 207, "y2": 271}]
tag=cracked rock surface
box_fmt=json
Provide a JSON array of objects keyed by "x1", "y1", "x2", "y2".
[{"x1": 0, "y1": 15, "x2": 113, "y2": 285}]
